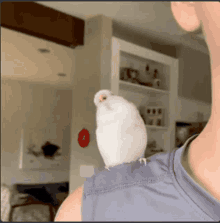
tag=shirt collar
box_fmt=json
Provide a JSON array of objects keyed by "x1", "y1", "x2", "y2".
[{"x1": 173, "y1": 134, "x2": 220, "y2": 221}]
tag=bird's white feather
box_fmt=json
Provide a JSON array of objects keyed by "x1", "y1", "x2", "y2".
[{"x1": 94, "y1": 89, "x2": 147, "y2": 169}]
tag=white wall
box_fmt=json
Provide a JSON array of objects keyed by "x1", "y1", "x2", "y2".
[
  {"x1": 1, "y1": 79, "x2": 72, "y2": 186},
  {"x1": 68, "y1": 15, "x2": 112, "y2": 193},
  {"x1": 177, "y1": 46, "x2": 211, "y2": 104},
  {"x1": 176, "y1": 96, "x2": 211, "y2": 123},
  {"x1": 1, "y1": 26, "x2": 76, "y2": 186}
]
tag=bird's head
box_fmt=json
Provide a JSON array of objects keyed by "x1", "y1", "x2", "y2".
[{"x1": 94, "y1": 89, "x2": 141, "y2": 127}]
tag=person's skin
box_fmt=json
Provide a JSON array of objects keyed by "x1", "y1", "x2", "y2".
[
  {"x1": 171, "y1": 2, "x2": 220, "y2": 202},
  {"x1": 55, "y1": 2, "x2": 220, "y2": 221}
]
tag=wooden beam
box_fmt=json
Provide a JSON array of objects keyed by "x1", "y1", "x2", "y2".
[{"x1": 1, "y1": 2, "x2": 84, "y2": 48}]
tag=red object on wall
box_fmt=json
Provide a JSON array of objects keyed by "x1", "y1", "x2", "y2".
[{"x1": 78, "y1": 129, "x2": 90, "y2": 148}]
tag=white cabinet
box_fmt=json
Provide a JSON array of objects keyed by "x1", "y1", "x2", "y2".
[{"x1": 111, "y1": 37, "x2": 179, "y2": 153}]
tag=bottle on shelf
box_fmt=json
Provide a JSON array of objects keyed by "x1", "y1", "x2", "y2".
[
  {"x1": 129, "y1": 63, "x2": 139, "y2": 84},
  {"x1": 145, "y1": 64, "x2": 153, "y2": 87},
  {"x1": 139, "y1": 99, "x2": 165, "y2": 128},
  {"x1": 146, "y1": 65, "x2": 150, "y2": 72},
  {"x1": 120, "y1": 62, "x2": 140, "y2": 85},
  {"x1": 153, "y1": 69, "x2": 158, "y2": 79},
  {"x1": 137, "y1": 64, "x2": 153, "y2": 87},
  {"x1": 152, "y1": 69, "x2": 161, "y2": 89}
]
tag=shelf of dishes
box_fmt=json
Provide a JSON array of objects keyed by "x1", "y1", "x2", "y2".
[
  {"x1": 139, "y1": 105, "x2": 168, "y2": 130},
  {"x1": 119, "y1": 64, "x2": 170, "y2": 94}
]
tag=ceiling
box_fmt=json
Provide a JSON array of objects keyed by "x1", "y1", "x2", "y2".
[
  {"x1": 36, "y1": 1, "x2": 207, "y2": 52},
  {"x1": 1, "y1": 27, "x2": 75, "y2": 87}
]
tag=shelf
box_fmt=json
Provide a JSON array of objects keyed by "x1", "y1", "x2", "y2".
[
  {"x1": 119, "y1": 80, "x2": 170, "y2": 95},
  {"x1": 112, "y1": 37, "x2": 179, "y2": 152},
  {"x1": 145, "y1": 125, "x2": 168, "y2": 130}
]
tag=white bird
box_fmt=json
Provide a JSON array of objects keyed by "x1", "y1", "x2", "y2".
[{"x1": 94, "y1": 89, "x2": 148, "y2": 170}]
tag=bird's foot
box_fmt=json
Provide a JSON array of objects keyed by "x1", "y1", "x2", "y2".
[
  {"x1": 139, "y1": 158, "x2": 147, "y2": 166},
  {"x1": 105, "y1": 166, "x2": 110, "y2": 171}
]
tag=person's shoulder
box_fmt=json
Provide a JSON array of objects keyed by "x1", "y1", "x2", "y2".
[{"x1": 54, "y1": 185, "x2": 83, "y2": 222}]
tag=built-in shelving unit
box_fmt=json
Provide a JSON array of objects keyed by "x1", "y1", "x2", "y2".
[
  {"x1": 111, "y1": 37, "x2": 179, "y2": 152},
  {"x1": 119, "y1": 80, "x2": 170, "y2": 95}
]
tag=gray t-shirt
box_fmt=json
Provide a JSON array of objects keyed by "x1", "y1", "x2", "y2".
[{"x1": 82, "y1": 134, "x2": 220, "y2": 221}]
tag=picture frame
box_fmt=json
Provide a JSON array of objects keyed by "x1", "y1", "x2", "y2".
[{"x1": 18, "y1": 127, "x2": 68, "y2": 170}]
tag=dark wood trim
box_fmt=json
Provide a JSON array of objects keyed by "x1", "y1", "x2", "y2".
[{"x1": 1, "y1": 2, "x2": 84, "y2": 48}]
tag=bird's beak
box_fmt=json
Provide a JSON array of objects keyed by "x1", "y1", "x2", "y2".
[
  {"x1": 99, "y1": 95, "x2": 104, "y2": 102},
  {"x1": 99, "y1": 94, "x2": 108, "y2": 102}
]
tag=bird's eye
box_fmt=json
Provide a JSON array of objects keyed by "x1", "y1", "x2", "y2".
[
  {"x1": 99, "y1": 94, "x2": 108, "y2": 102},
  {"x1": 100, "y1": 96, "x2": 107, "y2": 102}
]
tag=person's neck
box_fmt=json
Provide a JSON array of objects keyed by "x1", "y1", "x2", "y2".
[
  {"x1": 182, "y1": 73, "x2": 220, "y2": 201},
  {"x1": 182, "y1": 3, "x2": 220, "y2": 200},
  {"x1": 182, "y1": 123, "x2": 220, "y2": 201}
]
